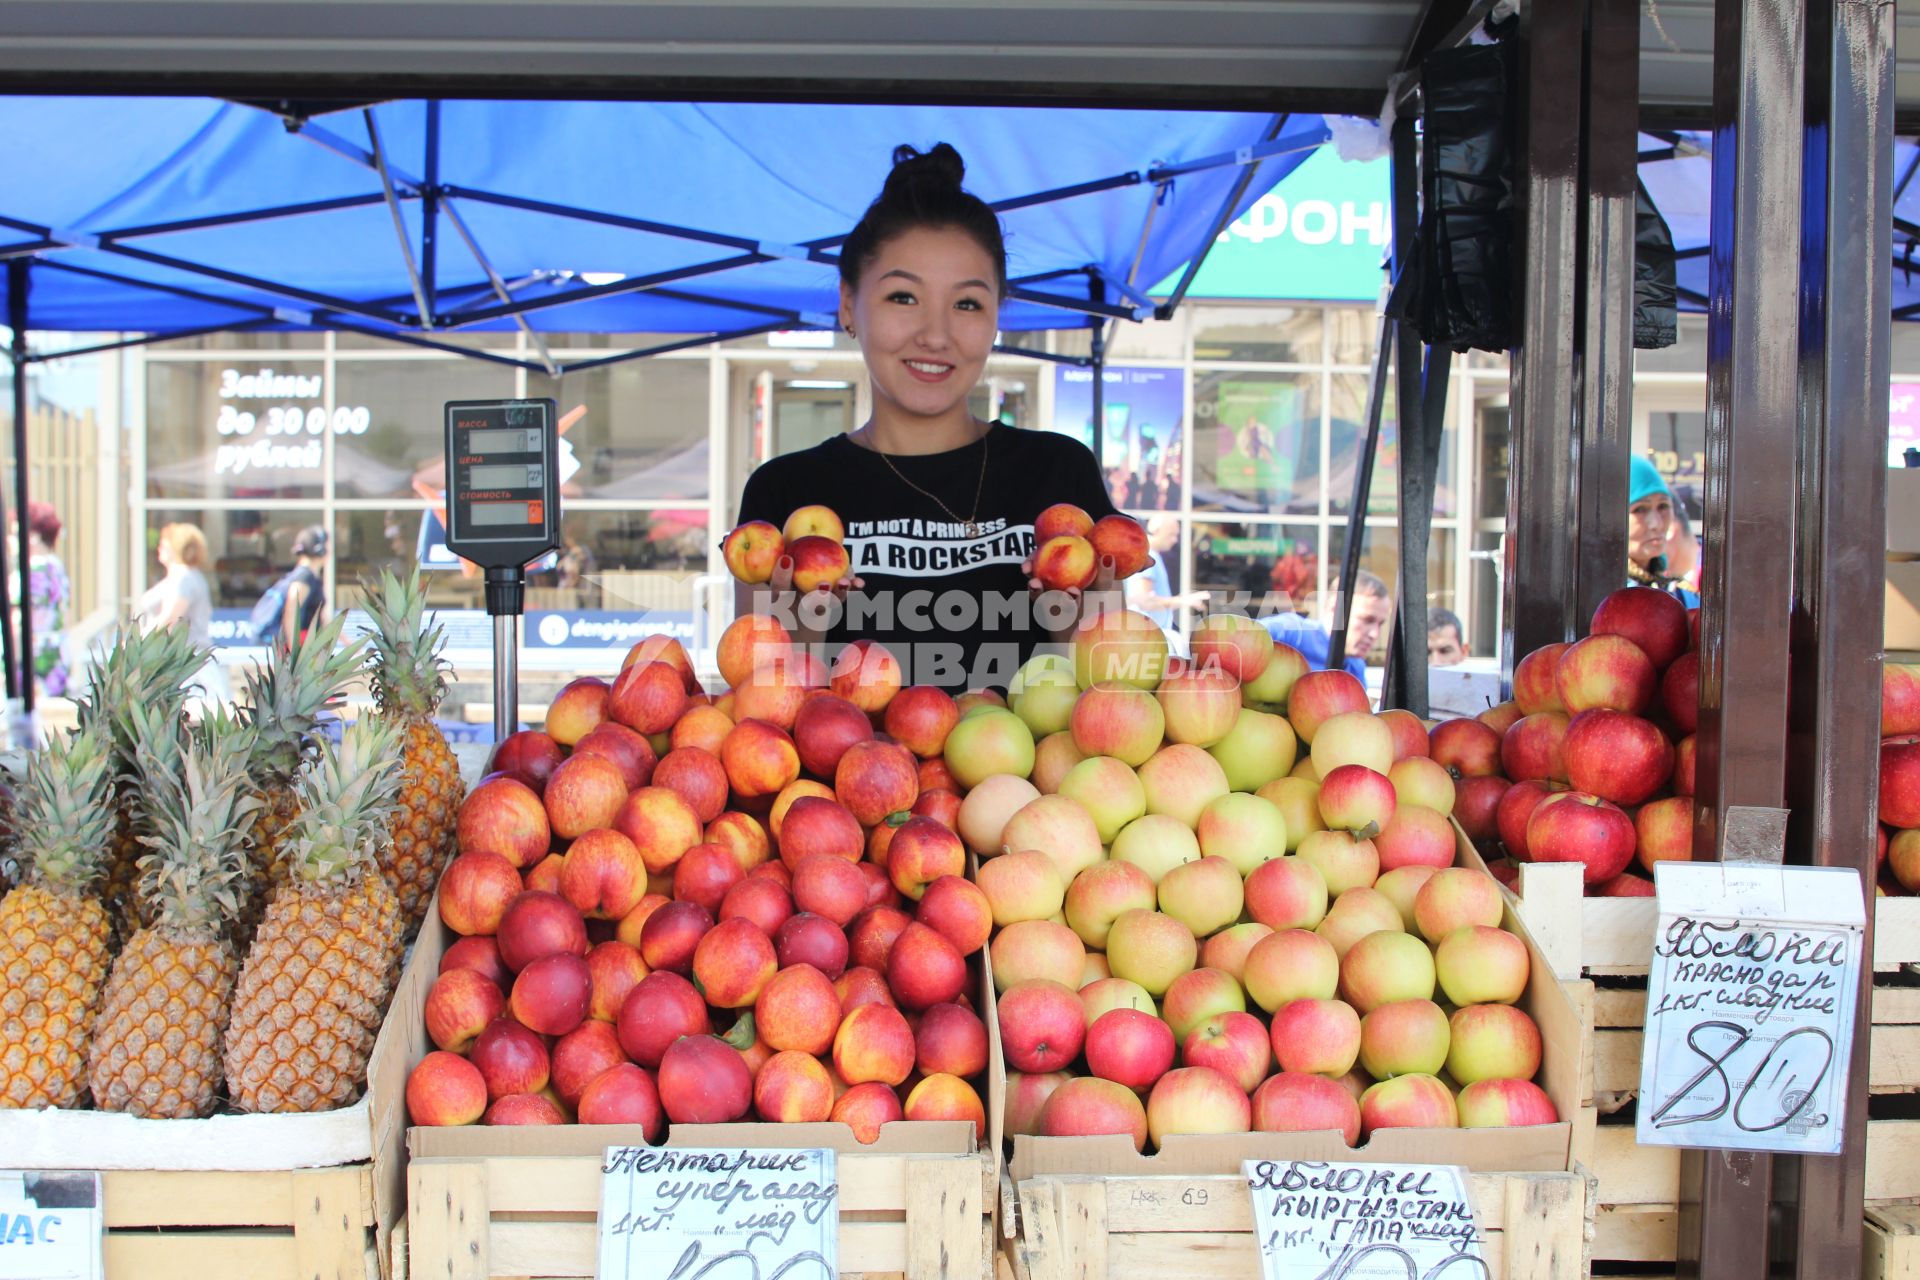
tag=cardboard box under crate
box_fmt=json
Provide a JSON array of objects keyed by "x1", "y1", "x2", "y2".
[{"x1": 1003, "y1": 1169, "x2": 1588, "y2": 1280}]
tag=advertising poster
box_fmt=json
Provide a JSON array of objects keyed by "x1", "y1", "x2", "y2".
[
  {"x1": 1213, "y1": 380, "x2": 1300, "y2": 503},
  {"x1": 1051, "y1": 366, "x2": 1185, "y2": 512}
]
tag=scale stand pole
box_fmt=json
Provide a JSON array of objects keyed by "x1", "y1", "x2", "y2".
[{"x1": 486, "y1": 565, "x2": 523, "y2": 743}]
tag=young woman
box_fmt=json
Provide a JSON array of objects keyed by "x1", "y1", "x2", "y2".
[
  {"x1": 138, "y1": 522, "x2": 229, "y2": 707},
  {"x1": 1626, "y1": 456, "x2": 1700, "y2": 608},
  {"x1": 734, "y1": 144, "x2": 1122, "y2": 692}
]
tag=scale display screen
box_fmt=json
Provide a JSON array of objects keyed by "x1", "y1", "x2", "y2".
[
  {"x1": 443, "y1": 398, "x2": 562, "y2": 569},
  {"x1": 465, "y1": 427, "x2": 544, "y2": 454},
  {"x1": 466, "y1": 462, "x2": 546, "y2": 490},
  {"x1": 469, "y1": 500, "x2": 543, "y2": 526}
]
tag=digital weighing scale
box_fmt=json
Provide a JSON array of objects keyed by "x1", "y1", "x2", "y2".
[{"x1": 443, "y1": 398, "x2": 562, "y2": 741}]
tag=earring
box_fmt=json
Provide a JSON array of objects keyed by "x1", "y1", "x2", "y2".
[{"x1": 845, "y1": 325, "x2": 856, "y2": 338}]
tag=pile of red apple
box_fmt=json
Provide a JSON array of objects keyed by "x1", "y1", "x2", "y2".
[
  {"x1": 957, "y1": 613, "x2": 1555, "y2": 1152},
  {"x1": 405, "y1": 629, "x2": 999, "y2": 1139},
  {"x1": 720, "y1": 501, "x2": 1151, "y2": 593},
  {"x1": 1877, "y1": 663, "x2": 1920, "y2": 895},
  {"x1": 1408, "y1": 587, "x2": 1701, "y2": 898}
]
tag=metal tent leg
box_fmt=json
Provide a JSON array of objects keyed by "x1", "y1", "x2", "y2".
[{"x1": 1776, "y1": 0, "x2": 1893, "y2": 1272}]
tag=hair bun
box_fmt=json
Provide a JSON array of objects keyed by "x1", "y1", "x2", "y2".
[{"x1": 884, "y1": 142, "x2": 967, "y2": 199}]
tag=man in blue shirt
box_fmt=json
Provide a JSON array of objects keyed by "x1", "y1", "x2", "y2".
[
  {"x1": 1261, "y1": 570, "x2": 1391, "y2": 681},
  {"x1": 1127, "y1": 514, "x2": 1208, "y2": 637}
]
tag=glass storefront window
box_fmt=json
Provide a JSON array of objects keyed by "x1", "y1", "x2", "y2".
[
  {"x1": 1193, "y1": 370, "x2": 1321, "y2": 516},
  {"x1": 333, "y1": 360, "x2": 516, "y2": 500},
  {"x1": 1049, "y1": 366, "x2": 1186, "y2": 513},
  {"x1": 1324, "y1": 524, "x2": 1461, "y2": 656},
  {"x1": 1327, "y1": 308, "x2": 1375, "y2": 367},
  {"x1": 1327, "y1": 373, "x2": 1458, "y2": 519},
  {"x1": 1192, "y1": 306, "x2": 1322, "y2": 364},
  {"x1": 1190, "y1": 520, "x2": 1319, "y2": 617},
  {"x1": 147, "y1": 360, "x2": 328, "y2": 501},
  {"x1": 149, "y1": 332, "x2": 324, "y2": 352},
  {"x1": 144, "y1": 508, "x2": 325, "y2": 643},
  {"x1": 528, "y1": 361, "x2": 711, "y2": 501}
]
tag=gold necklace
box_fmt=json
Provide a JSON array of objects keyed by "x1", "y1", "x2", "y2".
[{"x1": 866, "y1": 423, "x2": 992, "y2": 540}]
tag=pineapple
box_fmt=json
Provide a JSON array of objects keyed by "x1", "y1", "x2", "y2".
[
  {"x1": 223, "y1": 719, "x2": 407, "y2": 1113},
  {"x1": 77, "y1": 624, "x2": 211, "y2": 940},
  {"x1": 89, "y1": 707, "x2": 260, "y2": 1118},
  {"x1": 240, "y1": 614, "x2": 365, "y2": 914},
  {"x1": 360, "y1": 567, "x2": 463, "y2": 925},
  {"x1": 0, "y1": 727, "x2": 117, "y2": 1109}
]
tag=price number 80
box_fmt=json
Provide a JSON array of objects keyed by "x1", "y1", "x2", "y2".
[{"x1": 217, "y1": 405, "x2": 371, "y2": 437}]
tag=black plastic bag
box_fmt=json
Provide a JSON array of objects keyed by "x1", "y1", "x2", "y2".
[
  {"x1": 1634, "y1": 179, "x2": 1678, "y2": 349},
  {"x1": 1388, "y1": 34, "x2": 1517, "y2": 352}
]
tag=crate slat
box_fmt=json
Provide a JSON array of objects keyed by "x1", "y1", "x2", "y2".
[
  {"x1": 1012, "y1": 1171, "x2": 1584, "y2": 1280},
  {"x1": 1866, "y1": 1201, "x2": 1920, "y2": 1280},
  {"x1": 105, "y1": 1234, "x2": 300, "y2": 1279}
]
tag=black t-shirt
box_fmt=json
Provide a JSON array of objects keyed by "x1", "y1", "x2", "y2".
[{"x1": 737, "y1": 424, "x2": 1119, "y2": 693}]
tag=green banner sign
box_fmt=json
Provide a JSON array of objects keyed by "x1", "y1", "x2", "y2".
[{"x1": 1153, "y1": 149, "x2": 1391, "y2": 302}]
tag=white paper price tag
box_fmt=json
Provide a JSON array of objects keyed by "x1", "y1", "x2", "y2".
[
  {"x1": 1637, "y1": 863, "x2": 1867, "y2": 1154},
  {"x1": 0, "y1": 1171, "x2": 102, "y2": 1280},
  {"x1": 1243, "y1": 1159, "x2": 1484, "y2": 1280},
  {"x1": 596, "y1": 1147, "x2": 837, "y2": 1280}
]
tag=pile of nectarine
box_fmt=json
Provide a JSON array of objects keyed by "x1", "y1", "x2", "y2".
[
  {"x1": 408, "y1": 624, "x2": 1000, "y2": 1137},
  {"x1": 722, "y1": 504, "x2": 850, "y2": 591}
]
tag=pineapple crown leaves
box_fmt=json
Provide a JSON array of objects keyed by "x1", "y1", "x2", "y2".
[
  {"x1": 283, "y1": 718, "x2": 407, "y2": 884},
  {"x1": 132, "y1": 707, "x2": 262, "y2": 934},
  {"x1": 16, "y1": 725, "x2": 117, "y2": 893},
  {"x1": 242, "y1": 614, "x2": 367, "y2": 785},
  {"x1": 77, "y1": 621, "x2": 212, "y2": 773},
  {"x1": 359, "y1": 565, "x2": 450, "y2": 720}
]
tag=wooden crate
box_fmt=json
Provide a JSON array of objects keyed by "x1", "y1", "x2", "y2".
[
  {"x1": 100, "y1": 1165, "x2": 377, "y2": 1280},
  {"x1": 401, "y1": 1149, "x2": 996, "y2": 1280},
  {"x1": 1513, "y1": 862, "x2": 1920, "y2": 1272},
  {"x1": 1868, "y1": 1201, "x2": 1920, "y2": 1279},
  {"x1": 1001, "y1": 1169, "x2": 1588, "y2": 1280}
]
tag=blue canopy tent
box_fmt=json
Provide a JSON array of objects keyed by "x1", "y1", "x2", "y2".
[
  {"x1": 0, "y1": 95, "x2": 1332, "y2": 703},
  {"x1": 1638, "y1": 130, "x2": 1920, "y2": 316}
]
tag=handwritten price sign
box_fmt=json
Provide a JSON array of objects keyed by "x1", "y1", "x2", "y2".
[
  {"x1": 1636, "y1": 864, "x2": 1867, "y2": 1155},
  {"x1": 1242, "y1": 1160, "x2": 1486, "y2": 1280},
  {"x1": 597, "y1": 1147, "x2": 837, "y2": 1280}
]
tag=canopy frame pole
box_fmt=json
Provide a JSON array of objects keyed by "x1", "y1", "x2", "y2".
[
  {"x1": 437, "y1": 197, "x2": 561, "y2": 375},
  {"x1": 6, "y1": 262, "x2": 28, "y2": 711},
  {"x1": 0, "y1": 194, "x2": 395, "y2": 260},
  {"x1": 421, "y1": 100, "x2": 441, "y2": 325},
  {"x1": 1329, "y1": 306, "x2": 1395, "y2": 674},
  {"x1": 31, "y1": 258, "x2": 280, "y2": 321},
  {"x1": 322, "y1": 320, "x2": 549, "y2": 372},
  {"x1": 363, "y1": 109, "x2": 434, "y2": 333},
  {"x1": 1088, "y1": 271, "x2": 1106, "y2": 474},
  {"x1": 1675, "y1": 0, "x2": 1805, "y2": 1263},
  {"x1": 1776, "y1": 0, "x2": 1892, "y2": 1269},
  {"x1": 1154, "y1": 113, "x2": 1291, "y2": 321},
  {"x1": 91, "y1": 240, "x2": 412, "y2": 327},
  {"x1": 1381, "y1": 115, "x2": 1429, "y2": 712}
]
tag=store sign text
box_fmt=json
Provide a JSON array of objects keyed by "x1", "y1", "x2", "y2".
[{"x1": 212, "y1": 367, "x2": 371, "y2": 477}]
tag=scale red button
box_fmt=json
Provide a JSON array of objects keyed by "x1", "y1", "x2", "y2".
[{"x1": 528, "y1": 500, "x2": 544, "y2": 524}]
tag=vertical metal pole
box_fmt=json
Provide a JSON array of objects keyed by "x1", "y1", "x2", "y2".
[
  {"x1": 1088, "y1": 273, "x2": 1106, "y2": 477},
  {"x1": 1384, "y1": 118, "x2": 1423, "y2": 710},
  {"x1": 1572, "y1": 0, "x2": 1638, "y2": 626},
  {"x1": 422, "y1": 100, "x2": 441, "y2": 327},
  {"x1": 1677, "y1": 0, "x2": 1805, "y2": 1270},
  {"x1": 1503, "y1": 0, "x2": 1584, "y2": 678},
  {"x1": 492, "y1": 614, "x2": 517, "y2": 741},
  {"x1": 1329, "y1": 311, "x2": 1393, "y2": 672},
  {"x1": 1779, "y1": 0, "x2": 1892, "y2": 1271},
  {"x1": 7, "y1": 262, "x2": 29, "y2": 713}
]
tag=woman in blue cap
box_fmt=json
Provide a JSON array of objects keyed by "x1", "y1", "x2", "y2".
[{"x1": 1627, "y1": 455, "x2": 1700, "y2": 608}]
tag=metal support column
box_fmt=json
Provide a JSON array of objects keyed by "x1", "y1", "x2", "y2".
[
  {"x1": 1571, "y1": 0, "x2": 1638, "y2": 625},
  {"x1": 1088, "y1": 272, "x2": 1107, "y2": 475},
  {"x1": 6, "y1": 262, "x2": 28, "y2": 711},
  {"x1": 1384, "y1": 116, "x2": 1439, "y2": 713},
  {"x1": 1503, "y1": 0, "x2": 1584, "y2": 677},
  {"x1": 1676, "y1": 0, "x2": 1805, "y2": 1270},
  {"x1": 1777, "y1": 0, "x2": 1893, "y2": 1271}
]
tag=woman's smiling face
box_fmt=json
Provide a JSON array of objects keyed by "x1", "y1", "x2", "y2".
[{"x1": 841, "y1": 225, "x2": 1000, "y2": 424}]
